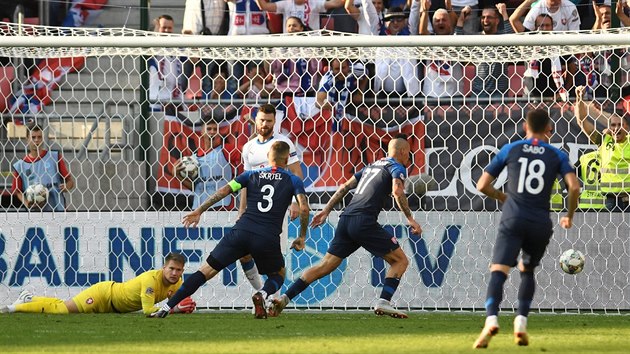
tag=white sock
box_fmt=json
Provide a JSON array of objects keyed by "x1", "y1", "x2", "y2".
[
  {"x1": 486, "y1": 315, "x2": 499, "y2": 329},
  {"x1": 514, "y1": 315, "x2": 527, "y2": 333},
  {"x1": 243, "y1": 265, "x2": 263, "y2": 291}
]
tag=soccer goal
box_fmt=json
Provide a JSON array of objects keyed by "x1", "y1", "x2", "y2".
[{"x1": 0, "y1": 22, "x2": 629, "y2": 312}]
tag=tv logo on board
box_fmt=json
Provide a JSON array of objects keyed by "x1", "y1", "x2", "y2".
[{"x1": 0, "y1": 222, "x2": 462, "y2": 303}]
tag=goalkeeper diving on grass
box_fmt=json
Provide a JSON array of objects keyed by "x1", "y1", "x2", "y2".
[{"x1": 1, "y1": 252, "x2": 196, "y2": 315}]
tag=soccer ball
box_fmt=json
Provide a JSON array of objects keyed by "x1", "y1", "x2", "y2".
[
  {"x1": 24, "y1": 184, "x2": 49, "y2": 205},
  {"x1": 178, "y1": 156, "x2": 199, "y2": 179},
  {"x1": 559, "y1": 249, "x2": 585, "y2": 275}
]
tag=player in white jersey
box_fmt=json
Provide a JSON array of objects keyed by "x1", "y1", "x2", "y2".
[{"x1": 239, "y1": 104, "x2": 304, "y2": 291}]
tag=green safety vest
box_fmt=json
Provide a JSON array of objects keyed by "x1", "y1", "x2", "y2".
[
  {"x1": 578, "y1": 151, "x2": 606, "y2": 210},
  {"x1": 600, "y1": 135, "x2": 630, "y2": 193},
  {"x1": 550, "y1": 179, "x2": 564, "y2": 211}
]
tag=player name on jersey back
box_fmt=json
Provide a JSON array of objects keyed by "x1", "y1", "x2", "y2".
[
  {"x1": 259, "y1": 171, "x2": 283, "y2": 180},
  {"x1": 522, "y1": 144, "x2": 545, "y2": 154}
]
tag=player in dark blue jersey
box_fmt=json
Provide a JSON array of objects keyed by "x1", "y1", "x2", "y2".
[
  {"x1": 268, "y1": 136, "x2": 422, "y2": 319},
  {"x1": 473, "y1": 109, "x2": 580, "y2": 348},
  {"x1": 149, "y1": 141, "x2": 310, "y2": 319}
]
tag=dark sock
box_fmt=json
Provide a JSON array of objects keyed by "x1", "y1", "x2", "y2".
[
  {"x1": 261, "y1": 273, "x2": 284, "y2": 296},
  {"x1": 379, "y1": 277, "x2": 401, "y2": 302},
  {"x1": 485, "y1": 271, "x2": 507, "y2": 317},
  {"x1": 285, "y1": 278, "x2": 309, "y2": 300},
  {"x1": 166, "y1": 271, "x2": 206, "y2": 308},
  {"x1": 241, "y1": 258, "x2": 255, "y2": 271},
  {"x1": 517, "y1": 271, "x2": 536, "y2": 317}
]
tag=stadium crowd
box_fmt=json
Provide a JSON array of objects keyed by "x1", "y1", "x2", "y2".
[
  {"x1": 144, "y1": 0, "x2": 630, "y2": 213},
  {"x1": 2, "y1": 0, "x2": 630, "y2": 213}
]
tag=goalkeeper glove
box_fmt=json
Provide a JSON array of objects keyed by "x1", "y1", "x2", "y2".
[{"x1": 169, "y1": 297, "x2": 197, "y2": 314}]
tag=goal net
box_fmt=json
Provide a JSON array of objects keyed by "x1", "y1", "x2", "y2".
[{"x1": 0, "y1": 21, "x2": 629, "y2": 313}]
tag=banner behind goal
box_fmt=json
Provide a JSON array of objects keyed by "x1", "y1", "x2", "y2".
[{"x1": 0, "y1": 23, "x2": 629, "y2": 312}]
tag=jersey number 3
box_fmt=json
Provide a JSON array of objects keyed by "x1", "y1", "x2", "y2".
[
  {"x1": 257, "y1": 185, "x2": 275, "y2": 212},
  {"x1": 517, "y1": 157, "x2": 545, "y2": 194}
]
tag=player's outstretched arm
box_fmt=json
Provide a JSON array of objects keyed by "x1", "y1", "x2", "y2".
[
  {"x1": 392, "y1": 178, "x2": 422, "y2": 235},
  {"x1": 560, "y1": 172, "x2": 580, "y2": 229},
  {"x1": 291, "y1": 193, "x2": 311, "y2": 251},
  {"x1": 310, "y1": 177, "x2": 358, "y2": 227},
  {"x1": 477, "y1": 172, "x2": 507, "y2": 203},
  {"x1": 183, "y1": 184, "x2": 232, "y2": 227}
]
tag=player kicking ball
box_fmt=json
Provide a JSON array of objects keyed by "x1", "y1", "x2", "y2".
[
  {"x1": 473, "y1": 109, "x2": 580, "y2": 348},
  {"x1": 149, "y1": 141, "x2": 310, "y2": 319},
  {"x1": 268, "y1": 136, "x2": 422, "y2": 319}
]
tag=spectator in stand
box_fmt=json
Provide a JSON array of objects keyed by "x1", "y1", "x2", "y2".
[
  {"x1": 269, "y1": 17, "x2": 323, "y2": 97},
  {"x1": 207, "y1": 70, "x2": 235, "y2": 100},
  {"x1": 345, "y1": 0, "x2": 380, "y2": 35},
  {"x1": 183, "y1": 0, "x2": 228, "y2": 35},
  {"x1": 173, "y1": 118, "x2": 236, "y2": 210},
  {"x1": 381, "y1": 6, "x2": 412, "y2": 35},
  {"x1": 592, "y1": 1, "x2": 612, "y2": 30},
  {"x1": 456, "y1": 3, "x2": 513, "y2": 101},
  {"x1": 410, "y1": 0, "x2": 458, "y2": 35},
  {"x1": 148, "y1": 15, "x2": 184, "y2": 113},
  {"x1": 223, "y1": 0, "x2": 271, "y2": 95},
  {"x1": 238, "y1": 61, "x2": 279, "y2": 100},
  {"x1": 573, "y1": 2, "x2": 614, "y2": 101},
  {"x1": 316, "y1": 58, "x2": 369, "y2": 120},
  {"x1": 518, "y1": 0, "x2": 581, "y2": 32},
  {"x1": 199, "y1": 70, "x2": 240, "y2": 129},
  {"x1": 12, "y1": 124, "x2": 75, "y2": 211},
  {"x1": 225, "y1": 0, "x2": 269, "y2": 35},
  {"x1": 451, "y1": 0, "x2": 480, "y2": 35},
  {"x1": 419, "y1": 0, "x2": 464, "y2": 98},
  {"x1": 255, "y1": 0, "x2": 344, "y2": 32},
  {"x1": 181, "y1": 0, "x2": 229, "y2": 98},
  {"x1": 372, "y1": 0, "x2": 386, "y2": 33},
  {"x1": 616, "y1": 0, "x2": 630, "y2": 112},
  {"x1": 374, "y1": 7, "x2": 421, "y2": 97},
  {"x1": 510, "y1": 11, "x2": 573, "y2": 102}
]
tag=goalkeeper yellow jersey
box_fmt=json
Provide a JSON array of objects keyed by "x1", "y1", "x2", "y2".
[{"x1": 110, "y1": 269, "x2": 182, "y2": 315}]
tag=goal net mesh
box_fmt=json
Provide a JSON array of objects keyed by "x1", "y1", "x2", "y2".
[{"x1": 0, "y1": 21, "x2": 629, "y2": 313}]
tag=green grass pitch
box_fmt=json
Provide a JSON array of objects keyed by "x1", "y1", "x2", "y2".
[{"x1": 1, "y1": 312, "x2": 629, "y2": 353}]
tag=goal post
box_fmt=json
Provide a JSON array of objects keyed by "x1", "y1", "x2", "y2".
[{"x1": 0, "y1": 22, "x2": 629, "y2": 312}]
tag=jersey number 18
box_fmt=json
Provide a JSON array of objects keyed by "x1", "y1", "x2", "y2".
[{"x1": 517, "y1": 157, "x2": 545, "y2": 195}]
